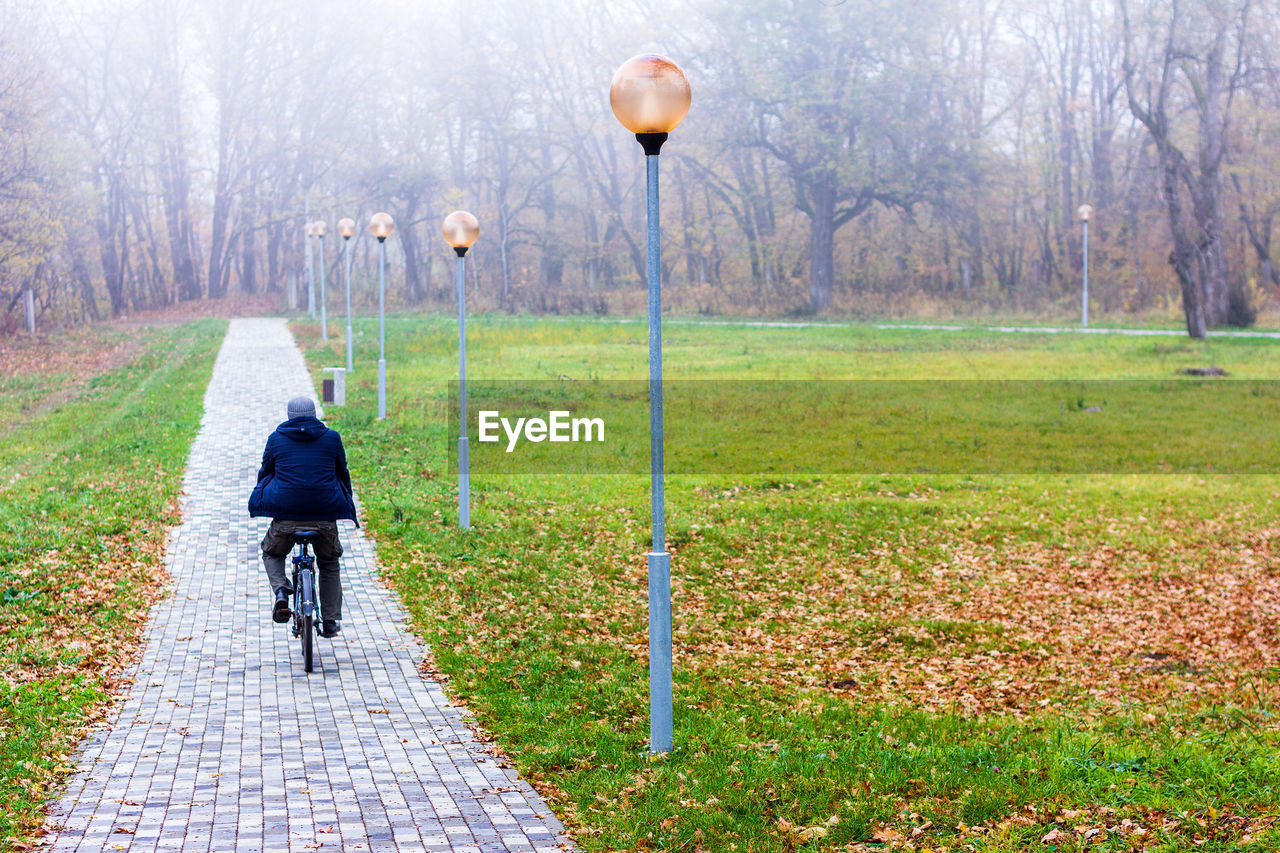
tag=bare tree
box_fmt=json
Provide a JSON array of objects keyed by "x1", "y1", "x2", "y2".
[
  {"x1": 713, "y1": 0, "x2": 965, "y2": 311},
  {"x1": 7, "y1": 0, "x2": 1280, "y2": 325},
  {"x1": 1121, "y1": 0, "x2": 1257, "y2": 336}
]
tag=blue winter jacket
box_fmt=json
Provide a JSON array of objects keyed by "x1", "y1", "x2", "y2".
[{"x1": 248, "y1": 416, "x2": 358, "y2": 523}]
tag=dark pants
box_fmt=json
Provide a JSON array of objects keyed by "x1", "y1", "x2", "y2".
[{"x1": 261, "y1": 519, "x2": 343, "y2": 621}]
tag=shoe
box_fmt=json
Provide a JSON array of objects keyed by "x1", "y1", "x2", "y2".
[
  {"x1": 319, "y1": 620, "x2": 341, "y2": 638},
  {"x1": 272, "y1": 588, "x2": 291, "y2": 624}
]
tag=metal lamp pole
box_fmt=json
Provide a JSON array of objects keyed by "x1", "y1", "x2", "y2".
[
  {"x1": 305, "y1": 221, "x2": 316, "y2": 317},
  {"x1": 338, "y1": 217, "x2": 356, "y2": 371},
  {"x1": 377, "y1": 238, "x2": 386, "y2": 418},
  {"x1": 443, "y1": 211, "x2": 481, "y2": 530},
  {"x1": 316, "y1": 221, "x2": 328, "y2": 342},
  {"x1": 642, "y1": 143, "x2": 672, "y2": 755},
  {"x1": 610, "y1": 53, "x2": 691, "y2": 756},
  {"x1": 369, "y1": 212, "x2": 395, "y2": 420},
  {"x1": 1078, "y1": 205, "x2": 1093, "y2": 329}
]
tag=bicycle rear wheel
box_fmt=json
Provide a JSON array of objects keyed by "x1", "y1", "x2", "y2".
[
  {"x1": 298, "y1": 567, "x2": 316, "y2": 672},
  {"x1": 301, "y1": 613, "x2": 314, "y2": 672}
]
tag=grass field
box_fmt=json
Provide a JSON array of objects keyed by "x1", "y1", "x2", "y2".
[
  {"x1": 294, "y1": 314, "x2": 1280, "y2": 852},
  {"x1": 0, "y1": 320, "x2": 225, "y2": 851}
]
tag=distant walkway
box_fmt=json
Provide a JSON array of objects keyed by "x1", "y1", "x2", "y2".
[
  {"x1": 667, "y1": 319, "x2": 1280, "y2": 338},
  {"x1": 42, "y1": 319, "x2": 569, "y2": 852},
  {"x1": 872, "y1": 323, "x2": 1280, "y2": 339}
]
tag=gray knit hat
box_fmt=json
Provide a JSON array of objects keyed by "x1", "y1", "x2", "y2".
[{"x1": 286, "y1": 396, "x2": 316, "y2": 419}]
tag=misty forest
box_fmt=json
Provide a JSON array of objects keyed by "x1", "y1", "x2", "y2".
[{"x1": 2, "y1": 0, "x2": 1279, "y2": 338}]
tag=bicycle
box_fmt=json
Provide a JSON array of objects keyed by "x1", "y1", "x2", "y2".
[{"x1": 288, "y1": 530, "x2": 323, "y2": 672}]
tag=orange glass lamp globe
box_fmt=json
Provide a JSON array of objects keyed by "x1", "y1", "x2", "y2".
[
  {"x1": 442, "y1": 211, "x2": 480, "y2": 250},
  {"x1": 369, "y1": 212, "x2": 395, "y2": 241},
  {"x1": 314, "y1": 220, "x2": 327, "y2": 237},
  {"x1": 609, "y1": 54, "x2": 691, "y2": 135},
  {"x1": 304, "y1": 221, "x2": 316, "y2": 237},
  {"x1": 1078, "y1": 204, "x2": 1094, "y2": 222},
  {"x1": 337, "y1": 217, "x2": 356, "y2": 239}
]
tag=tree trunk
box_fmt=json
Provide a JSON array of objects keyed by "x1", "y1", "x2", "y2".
[
  {"x1": 677, "y1": 162, "x2": 699, "y2": 289},
  {"x1": 499, "y1": 201, "x2": 511, "y2": 307},
  {"x1": 964, "y1": 209, "x2": 986, "y2": 291},
  {"x1": 160, "y1": 117, "x2": 200, "y2": 301},
  {"x1": 1197, "y1": 30, "x2": 1230, "y2": 326},
  {"x1": 208, "y1": 179, "x2": 232, "y2": 299},
  {"x1": 584, "y1": 206, "x2": 600, "y2": 292},
  {"x1": 399, "y1": 223, "x2": 423, "y2": 303},
  {"x1": 127, "y1": 192, "x2": 167, "y2": 308},
  {"x1": 71, "y1": 246, "x2": 101, "y2": 322},
  {"x1": 1192, "y1": 172, "x2": 1231, "y2": 326},
  {"x1": 96, "y1": 173, "x2": 126, "y2": 315},
  {"x1": 163, "y1": 169, "x2": 201, "y2": 302},
  {"x1": 807, "y1": 182, "x2": 836, "y2": 312},
  {"x1": 1157, "y1": 151, "x2": 1208, "y2": 338},
  {"x1": 538, "y1": 137, "x2": 564, "y2": 293},
  {"x1": 614, "y1": 212, "x2": 647, "y2": 286},
  {"x1": 267, "y1": 221, "x2": 283, "y2": 293},
  {"x1": 241, "y1": 223, "x2": 258, "y2": 295},
  {"x1": 1232, "y1": 172, "x2": 1280, "y2": 287}
]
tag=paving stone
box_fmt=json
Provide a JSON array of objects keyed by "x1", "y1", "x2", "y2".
[{"x1": 42, "y1": 318, "x2": 572, "y2": 852}]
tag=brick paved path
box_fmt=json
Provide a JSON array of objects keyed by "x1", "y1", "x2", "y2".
[{"x1": 43, "y1": 318, "x2": 570, "y2": 853}]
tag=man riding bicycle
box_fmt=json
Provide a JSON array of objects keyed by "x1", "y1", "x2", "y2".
[{"x1": 248, "y1": 396, "x2": 357, "y2": 638}]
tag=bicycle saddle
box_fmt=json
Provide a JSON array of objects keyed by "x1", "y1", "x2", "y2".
[{"x1": 290, "y1": 530, "x2": 322, "y2": 544}]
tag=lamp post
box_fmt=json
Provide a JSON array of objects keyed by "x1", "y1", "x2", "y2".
[
  {"x1": 1078, "y1": 204, "x2": 1093, "y2": 328},
  {"x1": 369, "y1": 212, "x2": 395, "y2": 420},
  {"x1": 610, "y1": 53, "x2": 691, "y2": 756},
  {"x1": 315, "y1": 220, "x2": 328, "y2": 342},
  {"x1": 304, "y1": 221, "x2": 316, "y2": 318},
  {"x1": 443, "y1": 210, "x2": 480, "y2": 531},
  {"x1": 338, "y1": 217, "x2": 356, "y2": 371}
]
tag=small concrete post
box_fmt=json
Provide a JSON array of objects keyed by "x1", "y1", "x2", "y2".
[
  {"x1": 322, "y1": 367, "x2": 346, "y2": 406},
  {"x1": 287, "y1": 272, "x2": 298, "y2": 311},
  {"x1": 23, "y1": 289, "x2": 35, "y2": 334}
]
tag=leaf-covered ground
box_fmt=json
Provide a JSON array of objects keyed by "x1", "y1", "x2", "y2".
[
  {"x1": 295, "y1": 315, "x2": 1280, "y2": 852},
  {"x1": 0, "y1": 320, "x2": 225, "y2": 851}
]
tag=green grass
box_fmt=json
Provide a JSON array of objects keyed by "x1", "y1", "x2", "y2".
[
  {"x1": 0, "y1": 325, "x2": 137, "y2": 428},
  {"x1": 297, "y1": 314, "x2": 1280, "y2": 852},
  {"x1": 0, "y1": 320, "x2": 225, "y2": 851}
]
